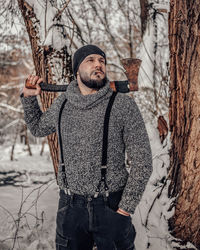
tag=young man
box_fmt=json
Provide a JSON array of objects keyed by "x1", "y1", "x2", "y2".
[{"x1": 21, "y1": 45, "x2": 152, "y2": 250}]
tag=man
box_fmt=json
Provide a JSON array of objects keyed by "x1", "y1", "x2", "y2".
[{"x1": 21, "y1": 45, "x2": 152, "y2": 250}]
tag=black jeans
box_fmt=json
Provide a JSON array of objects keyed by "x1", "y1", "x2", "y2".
[{"x1": 56, "y1": 189, "x2": 136, "y2": 250}]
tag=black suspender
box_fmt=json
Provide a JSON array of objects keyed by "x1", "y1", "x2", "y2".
[
  {"x1": 94, "y1": 91, "x2": 117, "y2": 197},
  {"x1": 58, "y1": 99, "x2": 71, "y2": 194},
  {"x1": 58, "y1": 91, "x2": 117, "y2": 197},
  {"x1": 102, "y1": 92, "x2": 117, "y2": 167}
]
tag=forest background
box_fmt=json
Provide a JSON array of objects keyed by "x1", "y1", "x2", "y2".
[{"x1": 0, "y1": 0, "x2": 199, "y2": 250}]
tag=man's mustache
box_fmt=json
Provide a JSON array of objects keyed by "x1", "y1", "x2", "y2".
[{"x1": 91, "y1": 70, "x2": 104, "y2": 75}]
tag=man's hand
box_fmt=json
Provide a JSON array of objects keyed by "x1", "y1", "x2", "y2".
[
  {"x1": 117, "y1": 208, "x2": 130, "y2": 216},
  {"x1": 23, "y1": 75, "x2": 43, "y2": 97}
]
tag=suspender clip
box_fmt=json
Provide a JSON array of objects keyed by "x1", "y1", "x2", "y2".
[
  {"x1": 94, "y1": 192, "x2": 99, "y2": 198},
  {"x1": 64, "y1": 187, "x2": 71, "y2": 196},
  {"x1": 105, "y1": 190, "x2": 109, "y2": 197}
]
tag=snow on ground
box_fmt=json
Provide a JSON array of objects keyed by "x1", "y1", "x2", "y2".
[
  {"x1": 0, "y1": 142, "x2": 58, "y2": 250},
  {"x1": 0, "y1": 143, "x2": 55, "y2": 186},
  {"x1": 132, "y1": 121, "x2": 173, "y2": 250},
  {"x1": 133, "y1": 122, "x2": 197, "y2": 250},
  {"x1": 0, "y1": 182, "x2": 59, "y2": 250},
  {"x1": 0, "y1": 142, "x2": 53, "y2": 173},
  {"x1": 0, "y1": 125, "x2": 197, "y2": 250}
]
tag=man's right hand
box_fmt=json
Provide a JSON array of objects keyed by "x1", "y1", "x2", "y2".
[{"x1": 23, "y1": 75, "x2": 43, "y2": 97}]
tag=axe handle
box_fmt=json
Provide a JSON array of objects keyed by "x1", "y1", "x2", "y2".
[{"x1": 25, "y1": 81, "x2": 133, "y2": 93}]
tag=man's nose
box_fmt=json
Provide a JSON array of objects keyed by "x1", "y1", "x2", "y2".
[{"x1": 94, "y1": 60, "x2": 102, "y2": 68}]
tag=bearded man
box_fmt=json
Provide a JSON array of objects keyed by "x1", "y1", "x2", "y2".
[{"x1": 21, "y1": 44, "x2": 152, "y2": 250}]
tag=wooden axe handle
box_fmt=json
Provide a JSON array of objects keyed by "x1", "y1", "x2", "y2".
[
  {"x1": 25, "y1": 58, "x2": 142, "y2": 93},
  {"x1": 25, "y1": 80, "x2": 132, "y2": 93}
]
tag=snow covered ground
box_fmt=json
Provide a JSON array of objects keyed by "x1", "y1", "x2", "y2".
[
  {"x1": 0, "y1": 142, "x2": 58, "y2": 250},
  {"x1": 0, "y1": 123, "x2": 196, "y2": 250}
]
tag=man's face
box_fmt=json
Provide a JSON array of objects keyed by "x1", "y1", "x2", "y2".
[{"x1": 77, "y1": 54, "x2": 107, "y2": 90}]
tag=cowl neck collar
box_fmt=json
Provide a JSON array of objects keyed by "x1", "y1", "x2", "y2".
[{"x1": 65, "y1": 80, "x2": 113, "y2": 109}]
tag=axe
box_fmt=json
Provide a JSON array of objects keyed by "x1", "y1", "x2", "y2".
[{"x1": 25, "y1": 58, "x2": 141, "y2": 92}]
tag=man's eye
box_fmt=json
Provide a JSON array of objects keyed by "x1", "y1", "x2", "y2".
[{"x1": 88, "y1": 59, "x2": 93, "y2": 62}]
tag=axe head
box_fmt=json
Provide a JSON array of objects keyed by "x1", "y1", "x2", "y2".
[{"x1": 120, "y1": 58, "x2": 142, "y2": 91}]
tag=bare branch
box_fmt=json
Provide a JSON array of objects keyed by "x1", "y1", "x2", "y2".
[{"x1": 53, "y1": 0, "x2": 71, "y2": 21}]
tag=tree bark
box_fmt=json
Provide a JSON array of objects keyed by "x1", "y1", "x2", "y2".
[
  {"x1": 139, "y1": 0, "x2": 149, "y2": 36},
  {"x1": 17, "y1": 0, "x2": 73, "y2": 178},
  {"x1": 168, "y1": 0, "x2": 200, "y2": 248}
]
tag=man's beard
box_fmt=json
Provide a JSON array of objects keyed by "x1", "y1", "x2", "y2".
[{"x1": 79, "y1": 71, "x2": 107, "y2": 90}]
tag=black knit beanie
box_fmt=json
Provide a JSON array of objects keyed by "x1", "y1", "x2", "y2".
[{"x1": 72, "y1": 44, "x2": 106, "y2": 77}]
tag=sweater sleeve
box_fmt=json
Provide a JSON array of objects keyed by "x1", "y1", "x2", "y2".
[
  {"x1": 118, "y1": 97, "x2": 152, "y2": 214},
  {"x1": 20, "y1": 94, "x2": 64, "y2": 137}
]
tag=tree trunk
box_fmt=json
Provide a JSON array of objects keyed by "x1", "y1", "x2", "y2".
[
  {"x1": 139, "y1": 0, "x2": 149, "y2": 37},
  {"x1": 24, "y1": 125, "x2": 32, "y2": 156},
  {"x1": 168, "y1": 0, "x2": 200, "y2": 248},
  {"x1": 17, "y1": 0, "x2": 73, "y2": 178}
]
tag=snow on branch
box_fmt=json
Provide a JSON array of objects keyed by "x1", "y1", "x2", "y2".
[
  {"x1": 0, "y1": 119, "x2": 24, "y2": 132},
  {"x1": 25, "y1": 0, "x2": 71, "y2": 50},
  {"x1": 0, "y1": 103, "x2": 23, "y2": 113},
  {"x1": 53, "y1": 0, "x2": 71, "y2": 21}
]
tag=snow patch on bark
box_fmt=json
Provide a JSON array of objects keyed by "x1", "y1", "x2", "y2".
[{"x1": 26, "y1": 0, "x2": 68, "y2": 50}]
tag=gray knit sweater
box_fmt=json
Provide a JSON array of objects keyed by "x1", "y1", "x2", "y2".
[{"x1": 21, "y1": 80, "x2": 152, "y2": 214}]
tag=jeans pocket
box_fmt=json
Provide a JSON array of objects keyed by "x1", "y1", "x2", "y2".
[
  {"x1": 114, "y1": 224, "x2": 136, "y2": 250},
  {"x1": 56, "y1": 231, "x2": 70, "y2": 249},
  {"x1": 106, "y1": 206, "x2": 131, "y2": 221},
  {"x1": 105, "y1": 206, "x2": 132, "y2": 240},
  {"x1": 56, "y1": 197, "x2": 72, "y2": 239},
  {"x1": 105, "y1": 205, "x2": 136, "y2": 249},
  {"x1": 57, "y1": 196, "x2": 70, "y2": 213}
]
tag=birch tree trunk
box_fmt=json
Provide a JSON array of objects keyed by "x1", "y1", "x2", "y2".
[
  {"x1": 168, "y1": 0, "x2": 200, "y2": 248},
  {"x1": 17, "y1": 0, "x2": 73, "y2": 178}
]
